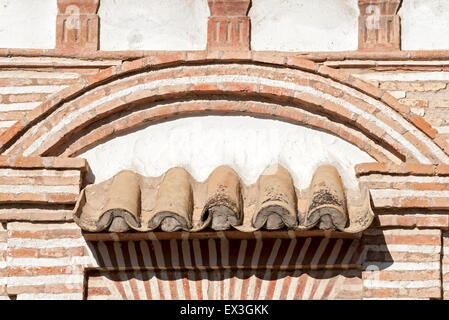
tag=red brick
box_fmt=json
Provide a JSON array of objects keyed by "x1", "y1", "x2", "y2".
[
  {"x1": 350, "y1": 76, "x2": 384, "y2": 98},
  {"x1": 416, "y1": 215, "x2": 449, "y2": 228},
  {"x1": 408, "y1": 114, "x2": 438, "y2": 139},
  {"x1": 286, "y1": 56, "x2": 317, "y2": 73},
  {"x1": 403, "y1": 163, "x2": 435, "y2": 175},
  {"x1": 398, "y1": 98, "x2": 429, "y2": 108},
  {"x1": 381, "y1": 92, "x2": 410, "y2": 115},
  {"x1": 8, "y1": 265, "x2": 84, "y2": 277},
  {"x1": 355, "y1": 162, "x2": 388, "y2": 176},
  {"x1": 318, "y1": 65, "x2": 351, "y2": 83}
]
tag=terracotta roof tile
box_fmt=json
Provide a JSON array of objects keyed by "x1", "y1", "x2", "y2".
[
  {"x1": 149, "y1": 167, "x2": 193, "y2": 232},
  {"x1": 252, "y1": 165, "x2": 297, "y2": 230},
  {"x1": 201, "y1": 166, "x2": 242, "y2": 231},
  {"x1": 305, "y1": 165, "x2": 347, "y2": 230},
  {"x1": 73, "y1": 164, "x2": 374, "y2": 233}
]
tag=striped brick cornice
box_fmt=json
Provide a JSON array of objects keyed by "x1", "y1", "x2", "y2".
[
  {"x1": 0, "y1": 54, "x2": 446, "y2": 164},
  {"x1": 85, "y1": 236, "x2": 364, "y2": 271},
  {"x1": 82, "y1": 230, "x2": 361, "y2": 242},
  {"x1": 87, "y1": 269, "x2": 362, "y2": 300},
  {"x1": 85, "y1": 235, "x2": 364, "y2": 300},
  {"x1": 357, "y1": 162, "x2": 449, "y2": 209}
]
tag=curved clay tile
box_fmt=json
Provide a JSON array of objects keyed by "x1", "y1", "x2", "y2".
[
  {"x1": 252, "y1": 165, "x2": 298, "y2": 230},
  {"x1": 305, "y1": 165, "x2": 348, "y2": 231},
  {"x1": 200, "y1": 166, "x2": 242, "y2": 231},
  {"x1": 342, "y1": 188, "x2": 375, "y2": 233},
  {"x1": 73, "y1": 170, "x2": 141, "y2": 232},
  {"x1": 73, "y1": 164, "x2": 374, "y2": 233},
  {"x1": 147, "y1": 167, "x2": 193, "y2": 232},
  {"x1": 99, "y1": 170, "x2": 141, "y2": 232}
]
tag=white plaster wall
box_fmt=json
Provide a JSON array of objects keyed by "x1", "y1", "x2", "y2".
[
  {"x1": 400, "y1": 0, "x2": 449, "y2": 50},
  {"x1": 0, "y1": 0, "x2": 57, "y2": 49},
  {"x1": 98, "y1": 0, "x2": 209, "y2": 51},
  {"x1": 80, "y1": 115, "x2": 373, "y2": 190},
  {"x1": 249, "y1": 0, "x2": 359, "y2": 52}
]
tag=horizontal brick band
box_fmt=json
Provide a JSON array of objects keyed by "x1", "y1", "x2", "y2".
[
  {"x1": 355, "y1": 162, "x2": 449, "y2": 176},
  {"x1": 0, "y1": 156, "x2": 86, "y2": 170},
  {"x1": 3, "y1": 49, "x2": 449, "y2": 63},
  {"x1": 0, "y1": 157, "x2": 85, "y2": 205},
  {"x1": 357, "y1": 162, "x2": 449, "y2": 210}
]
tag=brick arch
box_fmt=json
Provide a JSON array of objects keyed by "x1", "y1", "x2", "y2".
[
  {"x1": 61, "y1": 100, "x2": 397, "y2": 163},
  {"x1": 0, "y1": 52, "x2": 447, "y2": 164}
]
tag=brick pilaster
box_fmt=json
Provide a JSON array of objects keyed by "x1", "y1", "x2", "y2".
[
  {"x1": 56, "y1": 0, "x2": 100, "y2": 52},
  {"x1": 358, "y1": 0, "x2": 402, "y2": 51},
  {"x1": 207, "y1": 0, "x2": 251, "y2": 51}
]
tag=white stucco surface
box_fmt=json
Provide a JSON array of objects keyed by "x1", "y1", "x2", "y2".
[
  {"x1": 0, "y1": 0, "x2": 57, "y2": 49},
  {"x1": 80, "y1": 115, "x2": 373, "y2": 190},
  {"x1": 249, "y1": 0, "x2": 359, "y2": 52},
  {"x1": 400, "y1": 0, "x2": 449, "y2": 50},
  {"x1": 98, "y1": 0, "x2": 209, "y2": 51}
]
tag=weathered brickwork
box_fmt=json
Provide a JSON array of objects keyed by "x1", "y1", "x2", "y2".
[
  {"x1": 442, "y1": 231, "x2": 449, "y2": 299},
  {"x1": 351, "y1": 70, "x2": 449, "y2": 148},
  {"x1": 56, "y1": 0, "x2": 100, "y2": 51},
  {"x1": 362, "y1": 229, "x2": 442, "y2": 299},
  {"x1": 83, "y1": 235, "x2": 364, "y2": 300},
  {"x1": 358, "y1": 0, "x2": 401, "y2": 51},
  {"x1": 5, "y1": 222, "x2": 89, "y2": 300},
  {"x1": 0, "y1": 223, "x2": 6, "y2": 299},
  {"x1": 1, "y1": 0, "x2": 449, "y2": 300},
  {"x1": 0, "y1": 58, "x2": 118, "y2": 137},
  {"x1": 207, "y1": 0, "x2": 251, "y2": 51},
  {"x1": 86, "y1": 269, "x2": 362, "y2": 300}
]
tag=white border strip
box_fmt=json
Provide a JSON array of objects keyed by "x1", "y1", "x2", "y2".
[
  {"x1": 7, "y1": 274, "x2": 84, "y2": 286},
  {"x1": 0, "y1": 85, "x2": 68, "y2": 94},
  {"x1": 363, "y1": 280, "x2": 440, "y2": 289},
  {"x1": 0, "y1": 185, "x2": 78, "y2": 194},
  {"x1": 8, "y1": 238, "x2": 86, "y2": 249},
  {"x1": 363, "y1": 262, "x2": 439, "y2": 271}
]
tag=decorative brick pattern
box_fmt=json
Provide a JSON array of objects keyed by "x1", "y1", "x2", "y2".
[
  {"x1": 0, "y1": 1, "x2": 449, "y2": 301},
  {"x1": 0, "y1": 157, "x2": 90, "y2": 299},
  {"x1": 352, "y1": 70, "x2": 449, "y2": 150},
  {"x1": 62, "y1": 100, "x2": 394, "y2": 164},
  {"x1": 86, "y1": 236, "x2": 364, "y2": 270},
  {"x1": 357, "y1": 162, "x2": 449, "y2": 210},
  {"x1": 87, "y1": 269, "x2": 362, "y2": 300},
  {"x1": 207, "y1": 0, "x2": 251, "y2": 51},
  {"x1": 362, "y1": 229, "x2": 441, "y2": 299},
  {"x1": 0, "y1": 70, "x2": 82, "y2": 136},
  {"x1": 56, "y1": 0, "x2": 100, "y2": 51},
  {"x1": 0, "y1": 59, "x2": 446, "y2": 166},
  {"x1": 0, "y1": 56, "x2": 118, "y2": 136},
  {"x1": 5, "y1": 222, "x2": 90, "y2": 300},
  {"x1": 358, "y1": 0, "x2": 401, "y2": 51},
  {"x1": 85, "y1": 235, "x2": 363, "y2": 300},
  {"x1": 4, "y1": 49, "x2": 449, "y2": 62},
  {"x1": 0, "y1": 157, "x2": 85, "y2": 205}
]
